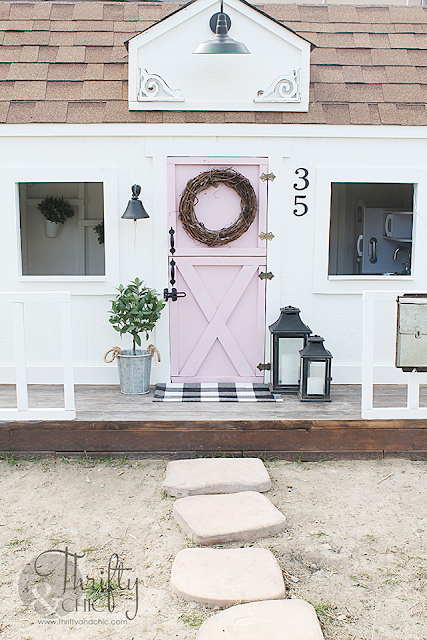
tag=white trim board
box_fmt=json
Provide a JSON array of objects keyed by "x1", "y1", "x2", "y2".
[
  {"x1": 2, "y1": 124, "x2": 427, "y2": 139},
  {"x1": 0, "y1": 366, "x2": 120, "y2": 385},
  {"x1": 0, "y1": 365, "x2": 409, "y2": 386}
]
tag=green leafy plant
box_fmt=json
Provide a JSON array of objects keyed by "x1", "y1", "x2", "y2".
[
  {"x1": 37, "y1": 196, "x2": 74, "y2": 224},
  {"x1": 93, "y1": 221, "x2": 104, "y2": 244},
  {"x1": 109, "y1": 278, "x2": 165, "y2": 355}
]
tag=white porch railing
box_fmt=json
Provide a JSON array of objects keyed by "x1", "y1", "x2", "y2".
[
  {"x1": 0, "y1": 292, "x2": 75, "y2": 421},
  {"x1": 362, "y1": 290, "x2": 427, "y2": 419}
]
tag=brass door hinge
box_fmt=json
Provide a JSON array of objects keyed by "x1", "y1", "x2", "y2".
[
  {"x1": 258, "y1": 231, "x2": 275, "y2": 241},
  {"x1": 257, "y1": 362, "x2": 271, "y2": 371},
  {"x1": 260, "y1": 172, "x2": 276, "y2": 182},
  {"x1": 259, "y1": 271, "x2": 274, "y2": 281}
]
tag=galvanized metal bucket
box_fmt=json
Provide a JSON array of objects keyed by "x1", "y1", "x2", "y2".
[{"x1": 116, "y1": 349, "x2": 152, "y2": 394}]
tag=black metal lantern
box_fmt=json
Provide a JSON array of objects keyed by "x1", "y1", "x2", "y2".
[
  {"x1": 122, "y1": 185, "x2": 149, "y2": 220},
  {"x1": 299, "y1": 336, "x2": 333, "y2": 402},
  {"x1": 269, "y1": 306, "x2": 312, "y2": 393},
  {"x1": 193, "y1": 0, "x2": 250, "y2": 54}
]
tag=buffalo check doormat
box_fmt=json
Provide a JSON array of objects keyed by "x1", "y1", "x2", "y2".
[{"x1": 153, "y1": 383, "x2": 283, "y2": 402}]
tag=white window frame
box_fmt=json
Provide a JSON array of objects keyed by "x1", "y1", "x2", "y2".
[
  {"x1": 313, "y1": 167, "x2": 427, "y2": 295},
  {"x1": 1, "y1": 167, "x2": 119, "y2": 295}
]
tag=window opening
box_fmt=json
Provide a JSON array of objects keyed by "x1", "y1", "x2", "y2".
[
  {"x1": 19, "y1": 182, "x2": 105, "y2": 276},
  {"x1": 328, "y1": 183, "x2": 414, "y2": 276}
]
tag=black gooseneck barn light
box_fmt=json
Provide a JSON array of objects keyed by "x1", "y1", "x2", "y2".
[
  {"x1": 193, "y1": 0, "x2": 250, "y2": 55},
  {"x1": 121, "y1": 185, "x2": 149, "y2": 220}
]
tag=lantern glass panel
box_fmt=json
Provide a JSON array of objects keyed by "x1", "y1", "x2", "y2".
[
  {"x1": 306, "y1": 361, "x2": 326, "y2": 396},
  {"x1": 278, "y1": 337, "x2": 304, "y2": 386}
]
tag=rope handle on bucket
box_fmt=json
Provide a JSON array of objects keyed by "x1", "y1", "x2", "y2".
[
  {"x1": 147, "y1": 344, "x2": 161, "y2": 363},
  {"x1": 104, "y1": 346, "x2": 121, "y2": 363},
  {"x1": 103, "y1": 345, "x2": 161, "y2": 363}
]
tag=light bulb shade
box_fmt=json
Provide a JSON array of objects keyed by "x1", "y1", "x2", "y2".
[
  {"x1": 194, "y1": 9, "x2": 250, "y2": 54},
  {"x1": 121, "y1": 184, "x2": 149, "y2": 220},
  {"x1": 193, "y1": 34, "x2": 250, "y2": 54}
]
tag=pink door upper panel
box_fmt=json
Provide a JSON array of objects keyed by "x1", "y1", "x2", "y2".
[{"x1": 168, "y1": 157, "x2": 268, "y2": 257}]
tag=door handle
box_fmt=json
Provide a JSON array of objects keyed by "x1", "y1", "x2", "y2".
[
  {"x1": 165, "y1": 227, "x2": 185, "y2": 301},
  {"x1": 356, "y1": 234, "x2": 363, "y2": 257},
  {"x1": 385, "y1": 214, "x2": 392, "y2": 237},
  {"x1": 369, "y1": 237, "x2": 378, "y2": 264},
  {"x1": 169, "y1": 227, "x2": 176, "y2": 254}
]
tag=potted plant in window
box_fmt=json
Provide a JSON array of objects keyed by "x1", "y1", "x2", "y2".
[
  {"x1": 106, "y1": 278, "x2": 166, "y2": 394},
  {"x1": 38, "y1": 196, "x2": 75, "y2": 238}
]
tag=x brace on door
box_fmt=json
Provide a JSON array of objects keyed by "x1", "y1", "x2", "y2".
[{"x1": 177, "y1": 262, "x2": 264, "y2": 377}]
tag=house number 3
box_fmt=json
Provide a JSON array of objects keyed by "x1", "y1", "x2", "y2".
[{"x1": 293, "y1": 168, "x2": 309, "y2": 216}]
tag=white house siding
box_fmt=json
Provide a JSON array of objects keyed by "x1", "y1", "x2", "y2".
[{"x1": 1, "y1": 123, "x2": 426, "y2": 385}]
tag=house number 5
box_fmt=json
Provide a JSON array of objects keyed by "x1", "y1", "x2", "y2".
[{"x1": 293, "y1": 168, "x2": 309, "y2": 216}]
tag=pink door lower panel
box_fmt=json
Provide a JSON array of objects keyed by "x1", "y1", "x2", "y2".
[{"x1": 170, "y1": 257, "x2": 266, "y2": 383}]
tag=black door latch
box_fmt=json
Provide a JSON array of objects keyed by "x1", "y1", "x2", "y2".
[{"x1": 164, "y1": 288, "x2": 186, "y2": 302}]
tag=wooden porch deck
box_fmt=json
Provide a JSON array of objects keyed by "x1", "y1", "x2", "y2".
[{"x1": 1, "y1": 384, "x2": 427, "y2": 459}]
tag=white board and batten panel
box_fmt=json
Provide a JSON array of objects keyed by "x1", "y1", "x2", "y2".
[{"x1": 0, "y1": 127, "x2": 427, "y2": 385}]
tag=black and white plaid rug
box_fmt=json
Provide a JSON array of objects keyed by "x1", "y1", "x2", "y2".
[{"x1": 153, "y1": 383, "x2": 283, "y2": 402}]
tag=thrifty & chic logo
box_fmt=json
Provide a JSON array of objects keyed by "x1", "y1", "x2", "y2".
[{"x1": 18, "y1": 547, "x2": 138, "y2": 620}]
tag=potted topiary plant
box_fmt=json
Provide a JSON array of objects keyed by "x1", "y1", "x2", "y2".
[
  {"x1": 105, "y1": 278, "x2": 166, "y2": 394},
  {"x1": 38, "y1": 196, "x2": 75, "y2": 238}
]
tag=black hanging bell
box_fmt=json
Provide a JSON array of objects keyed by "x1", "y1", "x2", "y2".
[{"x1": 122, "y1": 185, "x2": 149, "y2": 220}]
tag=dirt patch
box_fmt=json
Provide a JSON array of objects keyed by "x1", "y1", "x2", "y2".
[{"x1": 0, "y1": 456, "x2": 426, "y2": 639}]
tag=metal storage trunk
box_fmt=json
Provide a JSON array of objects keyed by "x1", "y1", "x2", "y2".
[{"x1": 396, "y1": 295, "x2": 427, "y2": 372}]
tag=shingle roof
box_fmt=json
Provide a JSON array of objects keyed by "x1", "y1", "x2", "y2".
[{"x1": 1, "y1": 2, "x2": 427, "y2": 125}]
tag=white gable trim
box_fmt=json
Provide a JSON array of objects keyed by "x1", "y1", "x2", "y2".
[
  {"x1": 128, "y1": 0, "x2": 310, "y2": 51},
  {"x1": 127, "y1": 0, "x2": 311, "y2": 112}
]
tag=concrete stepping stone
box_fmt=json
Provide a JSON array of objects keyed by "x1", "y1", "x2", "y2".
[
  {"x1": 163, "y1": 458, "x2": 271, "y2": 497},
  {"x1": 170, "y1": 548, "x2": 286, "y2": 606},
  {"x1": 173, "y1": 491, "x2": 286, "y2": 545},
  {"x1": 196, "y1": 599, "x2": 324, "y2": 640}
]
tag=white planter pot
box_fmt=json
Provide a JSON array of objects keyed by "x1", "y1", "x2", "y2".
[
  {"x1": 116, "y1": 350, "x2": 152, "y2": 394},
  {"x1": 45, "y1": 220, "x2": 60, "y2": 238}
]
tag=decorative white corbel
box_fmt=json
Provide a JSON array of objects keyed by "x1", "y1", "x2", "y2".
[
  {"x1": 137, "y1": 68, "x2": 184, "y2": 102},
  {"x1": 254, "y1": 70, "x2": 301, "y2": 103}
]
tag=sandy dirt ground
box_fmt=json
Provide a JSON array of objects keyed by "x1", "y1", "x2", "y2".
[{"x1": 1, "y1": 456, "x2": 427, "y2": 640}]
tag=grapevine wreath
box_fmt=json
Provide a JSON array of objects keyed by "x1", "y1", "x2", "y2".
[{"x1": 178, "y1": 168, "x2": 258, "y2": 247}]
